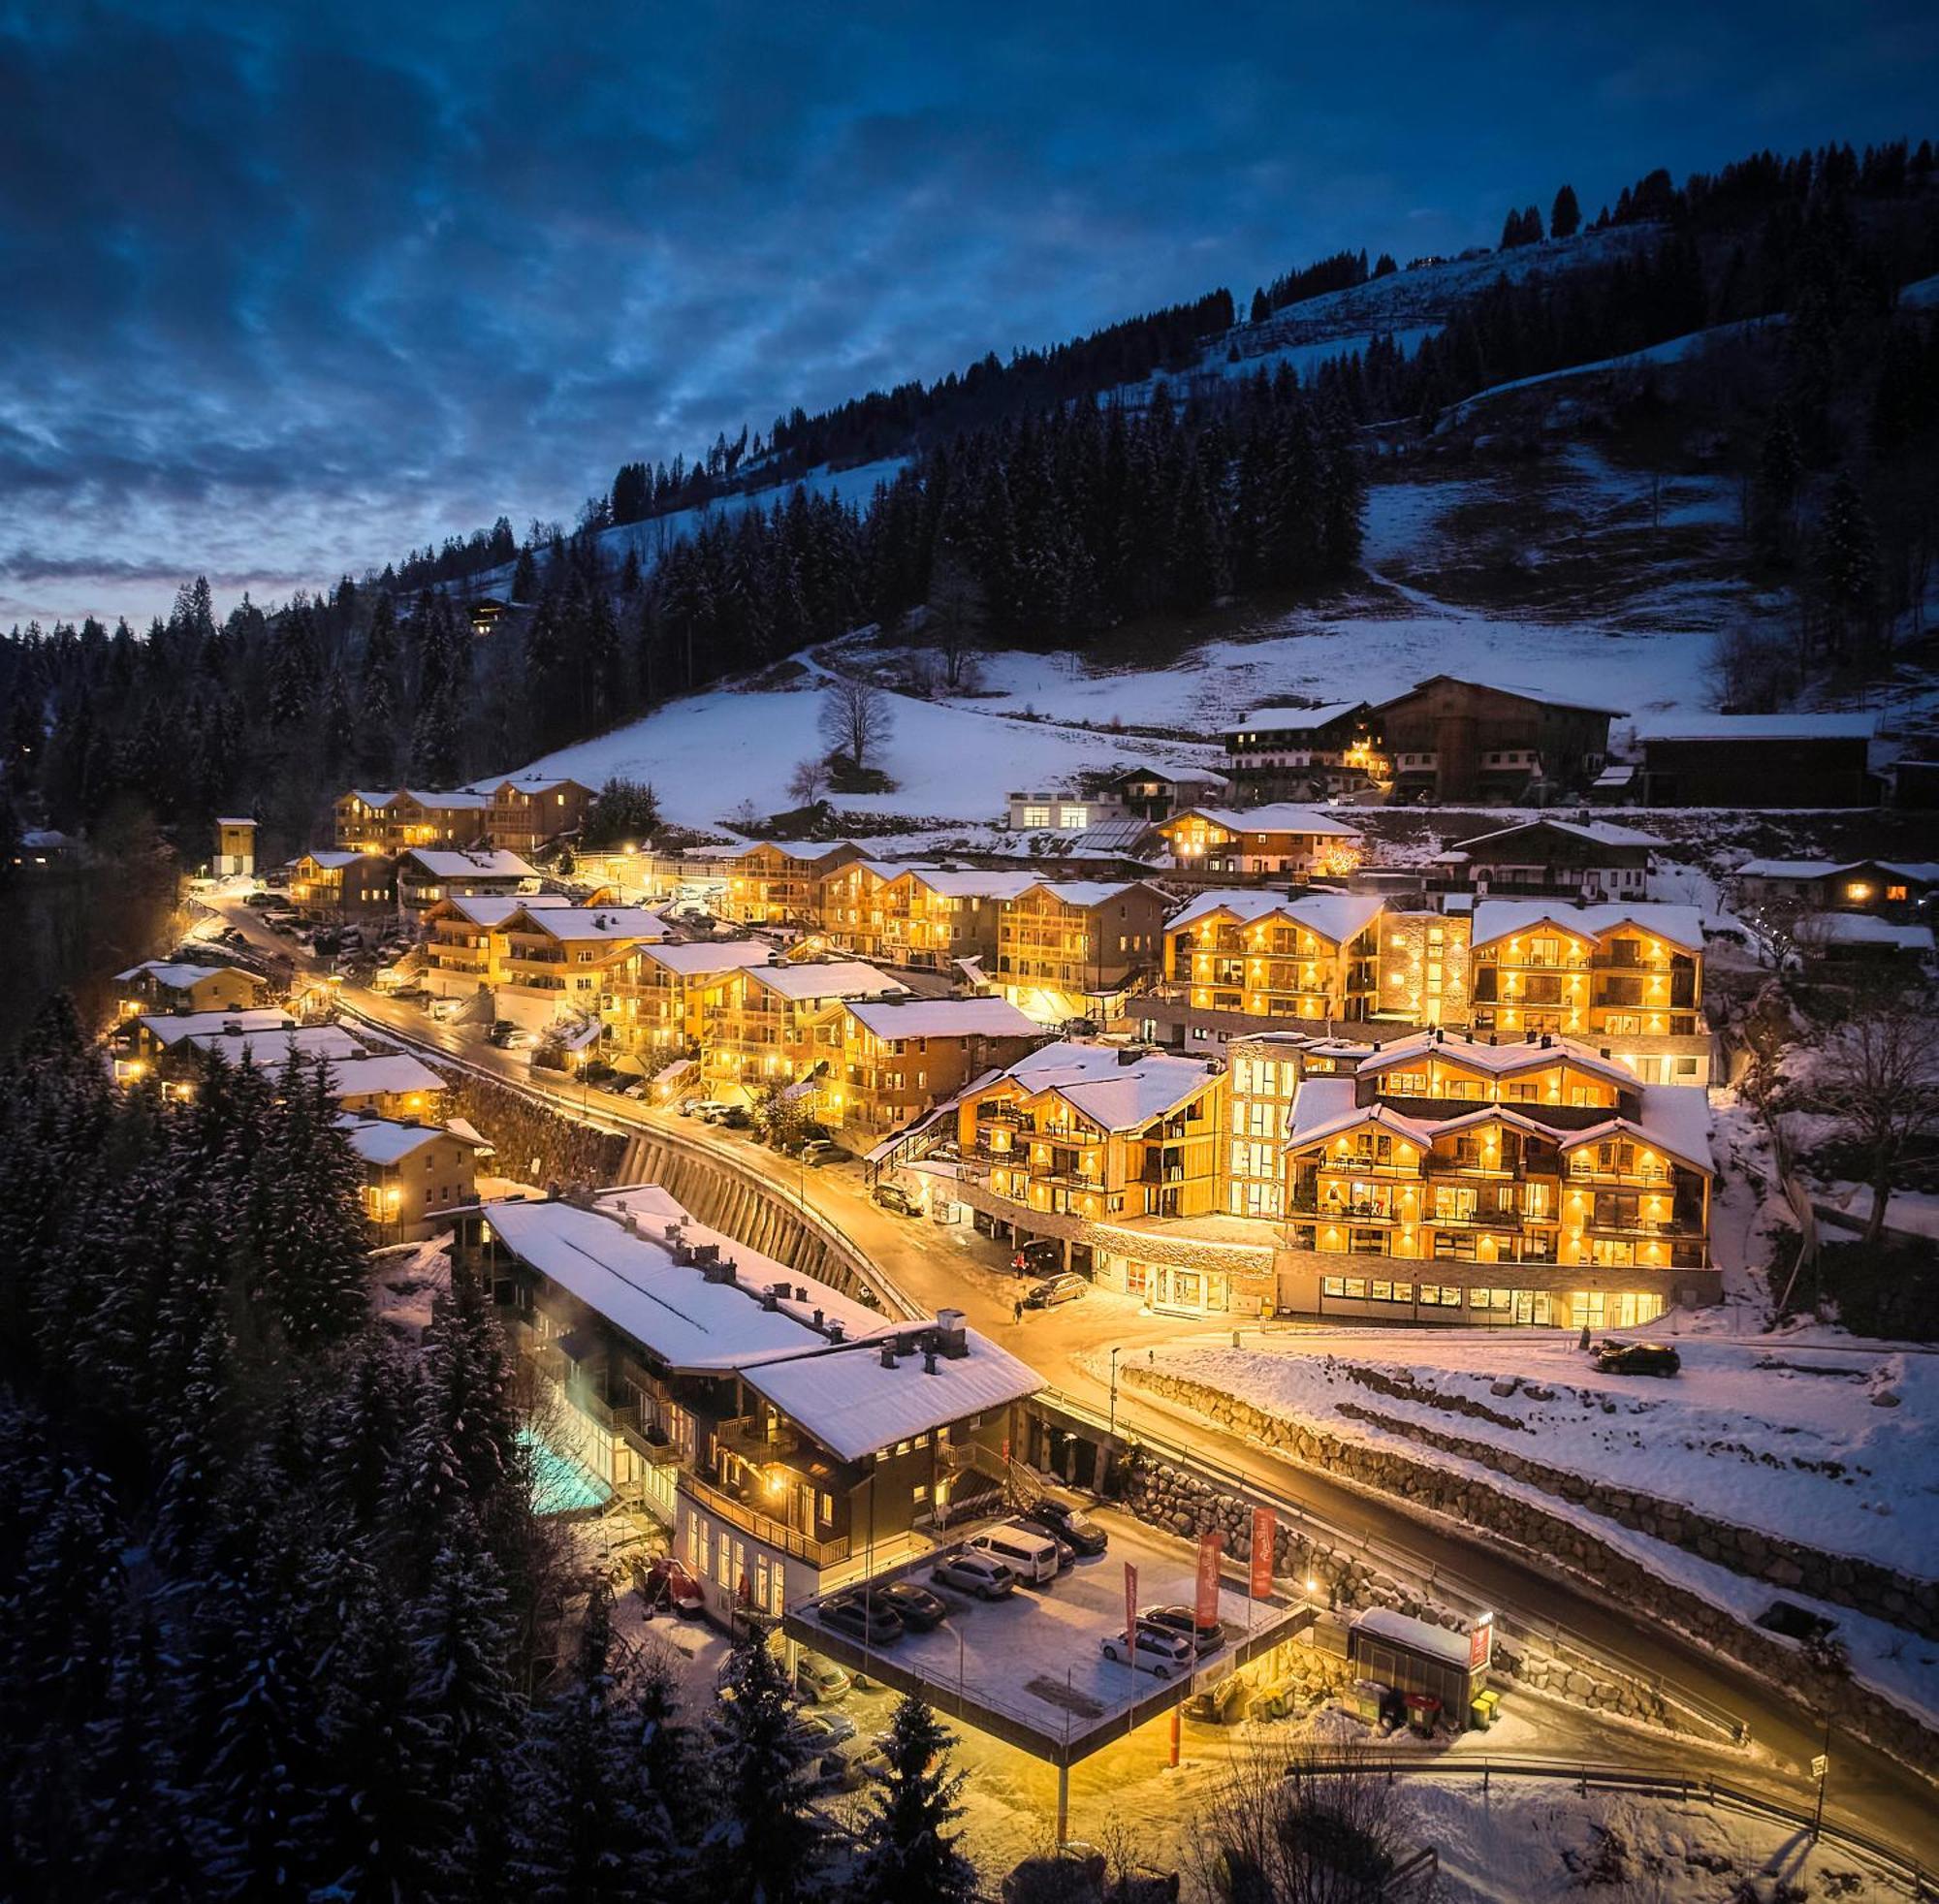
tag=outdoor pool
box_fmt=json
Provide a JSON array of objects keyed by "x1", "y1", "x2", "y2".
[{"x1": 519, "y1": 1426, "x2": 613, "y2": 1515}]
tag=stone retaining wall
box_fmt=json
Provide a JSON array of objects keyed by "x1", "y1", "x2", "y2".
[{"x1": 1119, "y1": 1364, "x2": 1939, "y2": 1770}]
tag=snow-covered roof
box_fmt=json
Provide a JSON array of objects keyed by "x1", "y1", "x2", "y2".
[
  {"x1": 290, "y1": 849, "x2": 365, "y2": 871},
  {"x1": 401, "y1": 787, "x2": 491, "y2": 809},
  {"x1": 214, "y1": 814, "x2": 256, "y2": 827},
  {"x1": 1065, "y1": 817, "x2": 1154, "y2": 855},
  {"x1": 1455, "y1": 817, "x2": 1664, "y2": 852},
  {"x1": 1469, "y1": 900, "x2": 1704, "y2": 952},
  {"x1": 1165, "y1": 888, "x2": 1385, "y2": 944},
  {"x1": 436, "y1": 893, "x2": 573, "y2": 927},
  {"x1": 742, "y1": 961, "x2": 909, "y2": 1003},
  {"x1": 187, "y1": 1026, "x2": 365, "y2": 1065},
  {"x1": 327, "y1": 1054, "x2": 448, "y2": 1099},
  {"x1": 1797, "y1": 913, "x2": 1936, "y2": 951},
  {"x1": 895, "y1": 868, "x2": 1039, "y2": 902},
  {"x1": 115, "y1": 960, "x2": 262, "y2": 991},
  {"x1": 742, "y1": 1331, "x2": 1042, "y2": 1464},
  {"x1": 1286, "y1": 1077, "x2": 1426, "y2": 1149},
  {"x1": 996, "y1": 1041, "x2": 1134, "y2": 1090},
  {"x1": 337, "y1": 1116, "x2": 489, "y2": 1165},
  {"x1": 483, "y1": 1187, "x2": 889, "y2": 1373},
  {"x1": 1636, "y1": 714, "x2": 1877, "y2": 744},
  {"x1": 504, "y1": 904, "x2": 667, "y2": 942},
  {"x1": 1228, "y1": 701, "x2": 1365, "y2": 733},
  {"x1": 401, "y1": 848, "x2": 538, "y2": 880},
  {"x1": 630, "y1": 939, "x2": 780, "y2": 978},
  {"x1": 1356, "y1": 1030, "x2": 1636, "y2": 1091},
  {"x1": 466, "y1": 773, "x2": 592, "y2": 796},
  {"x1": 1352, "y1": 1605, "x2": 1476, "y2": 1668},
  {"x1": 139, "y1": 1007, "x2": 294, "y2": 1047},
  {"x1": 1048, "y1": 1054, "x2": 1221, "y2": 1131},
  {"x1": 1378, "y1": 675, "x2": 1625, "y2": 718},
  {"x1": 845, "y1": 996, "x2": 1041, "y2": 1041},
  {"x1": 1559, "y1": 1085, "x2": 1716, "y2": 1175},
  {"x1": 1020, "y1": 880, "x2": 1160, "y2": 910},
  {"x1": 1165, "y1": 805, "x2": 1364, "y2": 839},
  {"x1": 1734, "y1": 858, "x2": 1939, "y2": 884}
]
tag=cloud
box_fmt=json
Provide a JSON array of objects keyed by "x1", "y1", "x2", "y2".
[{"x1": 3, "y1": 0, "x2": 1933, "y2": 627}]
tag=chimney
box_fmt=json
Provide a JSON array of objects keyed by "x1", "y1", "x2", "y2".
[
  {"x1": 935, "y1": 1308, "x2": 969, "y2": 1357},
  {"x1": 826, "y1": 1320, "x2": 845, "y2": 1343},
  {"x1": 794, "y1": 1285, "x2": 808, "y2": 1301},
  {"x1": 923, "y1": 1349, "x2": 938, "y2": 1376},
  {"x1": 761, "y1": 1286, "x2": 779, "y2": 1311},
  {"x1": 811, "y1": 1307, "x2": 824, "y2": 1329},
  {"x1": 879, "y1": 1342, "x2": 898, "y2": 1369}
]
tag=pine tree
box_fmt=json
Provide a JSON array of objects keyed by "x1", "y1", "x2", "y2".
[
  {"x1": 701, "y1": 1627, "x2": 824, "y2": 1904},
  {"x1": 510, "y1": 546, "x2": 539, "y2": 603},
  {"x1": 1818, "y1": 468, "x2": 1880, "y2": 655},
  {"x1": 254, "y1": 1056, "x2": 369, "y2": 1352},
  {"x1": 1550, "y1": 182, "x2": 1581, "y2": 239},
  {"x1": 850, "y1": 1695, "x2": 977, "y2": 1904},
  {"x1": 1752, "y1": 413, "x2": 1803, "y2": 567}
]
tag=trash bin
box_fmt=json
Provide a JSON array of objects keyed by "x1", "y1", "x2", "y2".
[
  {"x1": 1404, "y1": 1693, "x2": 1442, "y2": 1737},
  {"x1": 1352, "y1": 1679, "x2": 1388, "y2": 1725},
  {"x1": 1469, "y1": 1690, "x2": 1500, "y2": 1730}
]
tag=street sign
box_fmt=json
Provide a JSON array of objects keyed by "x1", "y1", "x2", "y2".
[
  {"x1": 1124, "y1": 1561, "x2": 1138, "y2": 1668},
  {"x1": 1469, "y1": 1611, "x2": 1495, "y2": 1671},
  {"x1": 1250, "y1": 1507, "x2": 1276, "y2": 1599},
  {"x1": 1195, "y1": 1531, "x2": 1224, "y2": 1628},
  {"x1": 1811, "y1": 1754, "x2": 1828, "y2": 1780}
]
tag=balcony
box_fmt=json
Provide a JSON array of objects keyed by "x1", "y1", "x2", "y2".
[
  {"x1": 715, "y1": 1413, "x2": 802, "y2": 1462},
  {"x1": 1568, "y1": 1163, "x2": 1674, "y2": 1187},
  {"x1": 681, "y1": 1473, "x2": 849, "y2": 1568},
  {"x1": 616, "y1": 1412, "x2": 683, "y2": 1466}
]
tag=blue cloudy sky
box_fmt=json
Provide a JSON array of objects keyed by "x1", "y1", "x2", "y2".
[{"x1": 3, "y1": 0, "x2": 1932, "y2": 626}]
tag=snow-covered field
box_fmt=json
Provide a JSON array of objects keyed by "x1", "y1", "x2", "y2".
[{"x1": 1129, "y1": 1331, "x2": 1936, "y2": 1578}]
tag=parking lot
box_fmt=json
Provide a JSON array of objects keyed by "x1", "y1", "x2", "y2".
[{"x1": 783, "y1": 1510, "x2": 1313, "y2": 1766}]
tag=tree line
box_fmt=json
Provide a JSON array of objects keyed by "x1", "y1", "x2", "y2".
[{"x1": 0, "y1": 1003, "x2": 982, "y2": 1902}]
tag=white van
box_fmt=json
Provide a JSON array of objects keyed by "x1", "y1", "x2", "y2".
[{"x1": 966, "y1": 1520, "x2": 1061, "y2": 1586}]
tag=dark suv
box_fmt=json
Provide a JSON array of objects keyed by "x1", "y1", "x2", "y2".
[
  {"x1": 1594, "y1": 1340, "x2": 1681, "y2": 1378},
  {"x1": 1010, "y1": 1238, "x2": 1064, "y2": 1278}
]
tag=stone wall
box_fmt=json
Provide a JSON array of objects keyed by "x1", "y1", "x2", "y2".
[
  {"x1": 1119, "y1": 1365, "x2": 1939, "y2": 1771},
  {"x1": 447, "y1": 1072, "x2": 630, "y2": 1189}
]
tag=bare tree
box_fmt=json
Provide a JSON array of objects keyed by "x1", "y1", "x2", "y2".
[
  {"x1": 786, "y1": 756, "x2": 830, "y2": 807},
  {"x1": 1190, "y1": 1740, "x2": 1413, "y2": 1904},
  {"x1": 1817, "y1": 998, "x2": 1939, "y2": 1247},
  {"x1": 926, "y1": 548, "x2": 986, "y2": 691},
  {"x1": 819, "y1": 675, "x2": 894, "y2": 772}
]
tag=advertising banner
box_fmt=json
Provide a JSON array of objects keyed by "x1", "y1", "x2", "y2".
[
  {"x1": 1250, "y1": 1507, "x2": 1276, "y2": 1599},
  {"x1": 1195, "y1": 1531, "x2": 1224, "y2": 1628}
]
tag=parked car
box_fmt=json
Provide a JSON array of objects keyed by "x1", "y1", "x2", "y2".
[
  {"x1": 242, "y1": 891, "x2": 274, "y2": 907},
  {"x1": 485, "y1": 1020, "x2": 518, "y2": 1045},
  {"x1": 715, "y1": 1105, "x2": 752, "y2": 1129},
  {"x1": 1023, "y1": 1499, "x2": 1109, "y2": 1557},
  {"x1": 788, "y1": 1708, "x2": 858, "y2": 1750},
  {"x1": 639, "y1": 1557, "x2": 706, "y2": 1617},
  {"x1": 872, "y1": 1183, "x2": 922, "y2": 1219},
  {"x1": 818, "y1": 1591, "x2": 906, "y2": 1647},
  {"x1": 681, "y1": 1097, "x2": 731, "y2": 1120},
  {"x1": 1141, "y1": 1603, "x2": 1226, "y2": 1656},
  {"x1": 931, "y1": 1550, "x2": 1017, "y2": 1600},
  {"x1": 1011, "y1": 1238, "x2": 1064, "y2": 1277},
  {"x1": 1022, "y1": 1271, "x2": 1088, "y2": 1310},
  {"x1": 793, "y1": 1650, "x2": 852, "y2": 1704},
  {"x1": 875, "y1": 1579, "x2": 948, "y2": 1631},
  {"x1": 1099, "y1": 1624, "x2": 1194, "y2": 1678},
  {"x1": 800, "y1": 1139, "x2": 852, "y2": 1167},
  {"x1": 499, "y1": 1029, "x2": 538, "y2": 1051},
  {"x1": 1594, "y1": 1340, "x2": 1682, "y2": 1378},
  {"x1": 965, "y1": 1521, "x2": 1061, "y2": 1586}
]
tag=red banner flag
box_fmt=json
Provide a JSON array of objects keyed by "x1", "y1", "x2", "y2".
[
  {"x1": 1123, "y1": 1561, "x2": 1139, "y2": 1666},
  {"x1": 1195, "y1": 1531, "x2": 1224, "y2": 1629},
  {"x1": 1250, "y1": 1507, "x2": 1276, "y2": 1599}
]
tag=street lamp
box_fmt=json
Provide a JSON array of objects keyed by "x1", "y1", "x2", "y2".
[{"x1": 1108, "y1": 1345, "x2": 1121, "y2": 1439}]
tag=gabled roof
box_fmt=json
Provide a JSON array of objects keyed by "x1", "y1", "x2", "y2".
[
  {"x1": 1227, "y1": 701, "x2": 1367, "y2": 733},
  {"x1": 1796, "y1": 913, "x2": 1936, "y2": 951},
  {"x1": 1355, "y1": 1030, "x2": 1636, "y2": 1092},
  {"x1": 845, "y1": 996, "x2": 1041, "y2": 1041},
  {"x1": 433, "y1": 893, "x2": 573, "y2": 927},
  {"x1": 1469, "y1": 900, "x2": 1704, "y2": 953},
  {"x1": 1734, "y1": 858, "x2": 1939, "y2": 883},
  {"x1": 893, "y1": 867, "x2": 1038, "y2": 902},
  {"x1": 1454, "y1": 817, "x2": 1665, "y2": 852},
  {"x1": 399, "y1": 848, "x2": 538, "y2": 880},
  {"x1": 1374, "y1": 675, "x2": 1625, "y2": 718},
  {"x1": 115, "y1": 960, "x2": 263, "y2": 991},
  {"x1": 337, "y1": 1116, "x2": 489, "y2": 1165},
  {"x1": 501, "y1": 904, "x2": 668, "y2": 942},
  {"x1": 741, "y1": 960, "x2": 909, "y2": 1003},
  {"x1": 630, "y1": 939, "x2": 780, "y2": 978},
  {"x1": 290, "y1": 849, "x2": 365, "y2": 871},
  {"x1": 139, "y1": 1007, "x2": 294, "y2": 1046},
  {"x1": 1046, "y1": 1054, "x2": 1220, "y2": 1132},
  {"x1": 1161, "y1": 804, "x2": 1364, "y2": 840},
  {"x1": 326, "y1": 1054, "x2": 448, "y2": 1099},
  {"x1": 465, "y1": 773, "x2": 594, "y2": 797},
  {"x1": 1285, "y1": 1080, "x2": 1434, "y2": 1152},
  {"x1": 1016, "y1": 879, "x2": 1165, "y2": 910},
  {"x1": 1165, "y1": 888, "x2": 1385, "y2": 945},
  {"x1": 188, "y1": 1026, "x2": 365, "y2": 1066},
  {"x1": 1558, "y1": 1086, "x2": 1715, "y2": 1175}
]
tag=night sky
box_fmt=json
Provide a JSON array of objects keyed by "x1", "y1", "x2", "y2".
[{"x1": 5, "y1": 0, "x2": 1933, "y2": 628}]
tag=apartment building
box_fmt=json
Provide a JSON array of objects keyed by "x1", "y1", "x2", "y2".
[
  {"x1": 1152, "y1": 805, "x2": 1364, "y2": 877},
  {"x1": 1221, "y1": 702, "x2": 1383, "y2": 802},
  {"x1": 701, "y1": 958, "x2": 908, "y2": 1101},
  {"x1": 114, "y1": 960, "x2": 268, "y2": 1018},
  {"x1": 286, "y1": 849, "x2": 397, "y2": 920},
  {"x1": 396, "y1": 848, "x2": 541, "y2": 915},
  {"x1": 600, "y1": 938, "x2": 780, "y2": 1066},
  {"x1": 467, "y1": 774, "x2": 595, "y2": 856},
  {"x1": 1438, "y1": 818, "x2": 1661, "y2": 902},
  {"x1": 326, "y1": 1053, "x2": 449, "y2": 1121},
  {"x1": 421, "y1": 894, "x2": 572, "y2": 999},
  {"x1": 334, "y1": 787, "x2": 491, "y2": 855},
  {"x1": 1468, "y1": 901, "x2": 1708, "y2": 1084},
  {"x1": 719, "y1": 841, "x2": 868, "y2": 926},
  {"x1": 491, "y1": 903, "x2": 670, "y2": 1031},
  {"x1": 1163, "y1": 890, "x2": 1385, "y2": 1024},
  {"x1": 1223, "y1": 1031, "x2": 1365, "y2": 1219},
  {"x1": 823, "y1": 995, "x2": 1042, "y2": 1134},
  {"x1": 994, "y1": 879, "x2": 1170, "y2": 1024},
  {"x1": 1279, "y1": 1028, "x2": 1716, "y2": 1326},
  {"x1": 1373, "y1": 909, "x2": 1474, "y2": 1030},
  {"x1": 460, "y1": 1186, "x2": 1040, "y2": 1623},
  {"x1": 342, "y1": 1116, "x2": 489, "y2": 1240}
]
